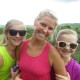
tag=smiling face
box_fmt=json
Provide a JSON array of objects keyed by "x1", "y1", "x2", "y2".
[
  {"x1": 56, "y1": 34, "x2": 78, "y2": 58},
  {"x1": 34, "y1": 16, "x2": 56, "y2": 41},
  {"x1": 6, "y1": 24, "x2": 26, "y2": 46},
  {"x1": 33, "y1": 9, "x2": 58, "y2": 41}
]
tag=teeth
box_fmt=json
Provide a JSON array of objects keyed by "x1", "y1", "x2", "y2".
[
  {"x1": 13, "y1": 39, "x2": 21, "y2": 42},
  {"x1": 39, "y1": 32, "x2": 45, "y2": 37}
]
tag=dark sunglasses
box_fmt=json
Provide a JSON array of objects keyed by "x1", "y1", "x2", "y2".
[
  {"x1": 57, "y1": 41, "x2": 78, "y2": 49},
  {"x1": 9, "y1": 29, "x2": 26, "y2": 36}
]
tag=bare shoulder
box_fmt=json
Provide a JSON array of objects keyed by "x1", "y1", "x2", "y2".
[
  {"x1": 49, "y1": 46, "x2": 63, "y2": 65},
  {"x1": 0, "y1": 54, "x2": 4, "y2": 68},
  {"x1": 49, "y1": 46, "x2": 61, "y2": 58}
]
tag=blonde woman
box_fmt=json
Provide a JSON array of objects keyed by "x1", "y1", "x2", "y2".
[
  {"x1": 15, "y1": 9, "x2": 69, "y2": 80},
  {"x1": 0, "y1": 19, "x2": 26, "y2": 80}
]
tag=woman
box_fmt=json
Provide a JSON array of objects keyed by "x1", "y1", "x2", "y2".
[
  {"x1": 51, "y1": 29, "x2": 80, "y2": 80},
  {"x1": 0, "y1": 19, "x2": 26, "y2": 80},
  {"x1": 15, "y1": 9, "x2": 69, "y2": 80}
]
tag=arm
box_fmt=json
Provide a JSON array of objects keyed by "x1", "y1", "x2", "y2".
[{"x1": 49, "y1": 46, "x2": 67, "y2": 77}]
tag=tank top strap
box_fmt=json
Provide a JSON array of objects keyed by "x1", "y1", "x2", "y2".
[
  {"x1": 43, "y1": 42, "x2": 52, "y2": 55},
  {"x1": 20, "y1": 40, "x2": 30, "y2": 56}
]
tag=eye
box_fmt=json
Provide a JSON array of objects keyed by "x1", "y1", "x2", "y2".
[
  {"x1": 48, "y1": 27, "x2": 54, "y2": 30},
  {"x1": 40, "y1": 22, "x2": 46, "y2": 27}
]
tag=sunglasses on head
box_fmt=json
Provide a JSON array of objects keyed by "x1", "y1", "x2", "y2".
[
  {"x1": 9, "y1": 29, "x2": 26, "y2": 36},
  {"x1": 57, "y1": 41, "x2": 78, "y2": 49}
]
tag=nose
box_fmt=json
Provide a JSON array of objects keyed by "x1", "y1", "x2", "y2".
[
  {"x1": 43, "y1": 27, "x2": 48, "y2": 33},
  {"x1": 65, "y1": 45, "x2": 70, "y2": 50},
  {"x1": 16, "y1": 32, "x2": 20, "y2": 37}
]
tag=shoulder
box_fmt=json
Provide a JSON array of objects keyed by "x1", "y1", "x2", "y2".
[
  {"x1": 49, "y1": 46, "x2": 63, "y2": 65},
  {"x1": 72, "y1": 59, "x2": 80, "y2": 79},
  {"x1": 23, "y1": 39, "x2": 30, "y2": 44},
  {"x1": 0, "y1": 45, "x2": 4, "y2": 50},
  {"x1": 71, "y1": 59, "x2": 80, "y2": 74},
  {"x1": 73, "y1": 59, "x2": 80, "y2": 70},
  {"x1": 0, "y1": 54, "x2": 4, "y2": 68},
  {"x1": 49, "y1": 46, "x2": 61, "y2": 58}
]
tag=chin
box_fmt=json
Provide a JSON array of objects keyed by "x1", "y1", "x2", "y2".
[
  {"x1": 61, "y1": 54, "x2": 70, "y2": 58},
  {"x1": 13, "y1": 43, "x2": 21, "y2": 46}
]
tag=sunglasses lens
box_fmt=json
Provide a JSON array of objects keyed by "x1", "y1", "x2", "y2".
[
  {"x1": 19, "y1": 30, "x2": 26, "y2": 36},
  {"x1": 9, "y1": 30, "x2": 17, "y2": 36},
  {"x1": 70, "y1": 43, "x2": 77, "y2": 49},
  {"x1": 9, "y1": 30, "x2": 26, "y2": 36},
  {"x1": 59, "y1": 42, "x2": 66, "y2": 47}
]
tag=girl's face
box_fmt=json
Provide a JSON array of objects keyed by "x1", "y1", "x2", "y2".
[
  {"x1": 34, "y1": 16, "x2": 56, "y2": 41},
  {"x1": 56, "y1": 34, "x2": 78, "y2": 58},
  {"x1": 6, "y1": 24, "x2": 26, "y2": 46}
]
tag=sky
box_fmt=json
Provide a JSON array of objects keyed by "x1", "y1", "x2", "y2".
[{"x1": 0, "y1": 0, "x2": 80, "y2": 25}]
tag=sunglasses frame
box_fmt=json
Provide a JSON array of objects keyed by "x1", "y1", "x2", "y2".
[
  {"x1": 57, "y1": 41, "x2": 78, "y2": 49},
  {"x1": 8, "y1": 29, "x2": 26, "y2": 36}
]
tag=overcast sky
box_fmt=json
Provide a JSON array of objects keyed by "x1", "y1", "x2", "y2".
[{"x1": 0, "y1": 0, "x2": 80, "y2": 25}]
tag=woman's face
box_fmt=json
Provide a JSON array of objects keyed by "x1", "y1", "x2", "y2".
[
  {"x1": 56, "y1": 34, "x2": 78, "y2": 58},
  {"x1": 6, "y1": 24, "x2": 26, "y2": 46},
  {"x1": 34, "y1": 16, "x2": 56, "y2": 41}
]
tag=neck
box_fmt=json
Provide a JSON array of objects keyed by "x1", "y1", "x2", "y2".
[
  {"x1": 63, "y1": 56, "x2": 71, "y2": 65},
  {"x1": 6, "y1": 44, "x2": 16, "y2": 52},
  {"x1": 30, "y1": 37, "x2": 47, "y2": 46}
]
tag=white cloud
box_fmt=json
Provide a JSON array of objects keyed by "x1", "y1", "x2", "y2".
[{"x1": 0, "y1": 0, "x2": 80, "y2": 25}]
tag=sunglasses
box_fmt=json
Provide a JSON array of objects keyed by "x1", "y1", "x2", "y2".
[
  {"x1": 9, "y1": 29, "x2": 26, "y2": 36},
  {"x1": 57, "y1": 41, "x2": 78, "y2": 49}
]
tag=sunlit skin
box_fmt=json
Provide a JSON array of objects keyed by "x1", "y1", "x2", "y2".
[
  {"x1": 5, "y1": 24, "x2": 26, "y2": 59},
  {"x1": 7, "y1": 24, "x2": 25, "y2": 46},
  {"x1": 33, "y1": 16, "x2": 56, "y2": 41},
  {"x1": 26, "y1": 16, "x2": 67, "y2": 76},
  {"x1": 56, "y1": 34, "x2": 77, "y2": 65},
  {"x1": 0, "y1": 20, "x2": 26, "y2": 80},
  {"x1": 14, "y1": 12, "x2": 69, "y2": 80}
]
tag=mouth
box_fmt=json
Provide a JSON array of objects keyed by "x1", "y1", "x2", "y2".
[
  {"x1": 38, "y1": 32, "x2": 46, "y2": 38},
  {"x1": 13, "y1": 38, "x2": 23, "y2": 42},
  {"x1": 61, "y1": 50, "x2": 71, "y2": 55}
]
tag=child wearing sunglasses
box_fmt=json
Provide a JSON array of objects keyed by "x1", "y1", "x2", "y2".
[
  {"x1": 51, "y1": 29, "x2": 80, "y2": 80},
  {"x1": 0, "y1": 19, "x2": 26, "y2": 80}
]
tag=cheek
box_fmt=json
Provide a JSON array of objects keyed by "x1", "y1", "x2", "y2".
[
  {"x1": 47, "y1": 31, "x2": 53, "y2": 36},
  {"x1": 20, "y1": 37, "x2": 24, "y2": 40},
  {"x1": 35, "y1": 23, "x2": 41, "y2": 29},
  {"x1": 71, "y1": 49, "x2": 75, "y2": 54}
]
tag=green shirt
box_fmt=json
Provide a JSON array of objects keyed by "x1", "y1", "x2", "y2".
[{"x1": 0, "y1": 46, "x2": 16, "y2": 80}]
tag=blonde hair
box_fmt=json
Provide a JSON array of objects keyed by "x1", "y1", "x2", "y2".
[
  {"x1": 0, "y1": 19, "x2": 25, "y2": 45},
  {"x1": 56, "y1": 29, "x2": 78, "y2": 41},
  {"x1": 34, "y1": 9, "x2": 58, "y2": 27}
]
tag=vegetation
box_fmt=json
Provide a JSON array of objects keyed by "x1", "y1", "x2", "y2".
[{"x1": 0, "y1": 24, "x2": 80, "y2": 63}]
